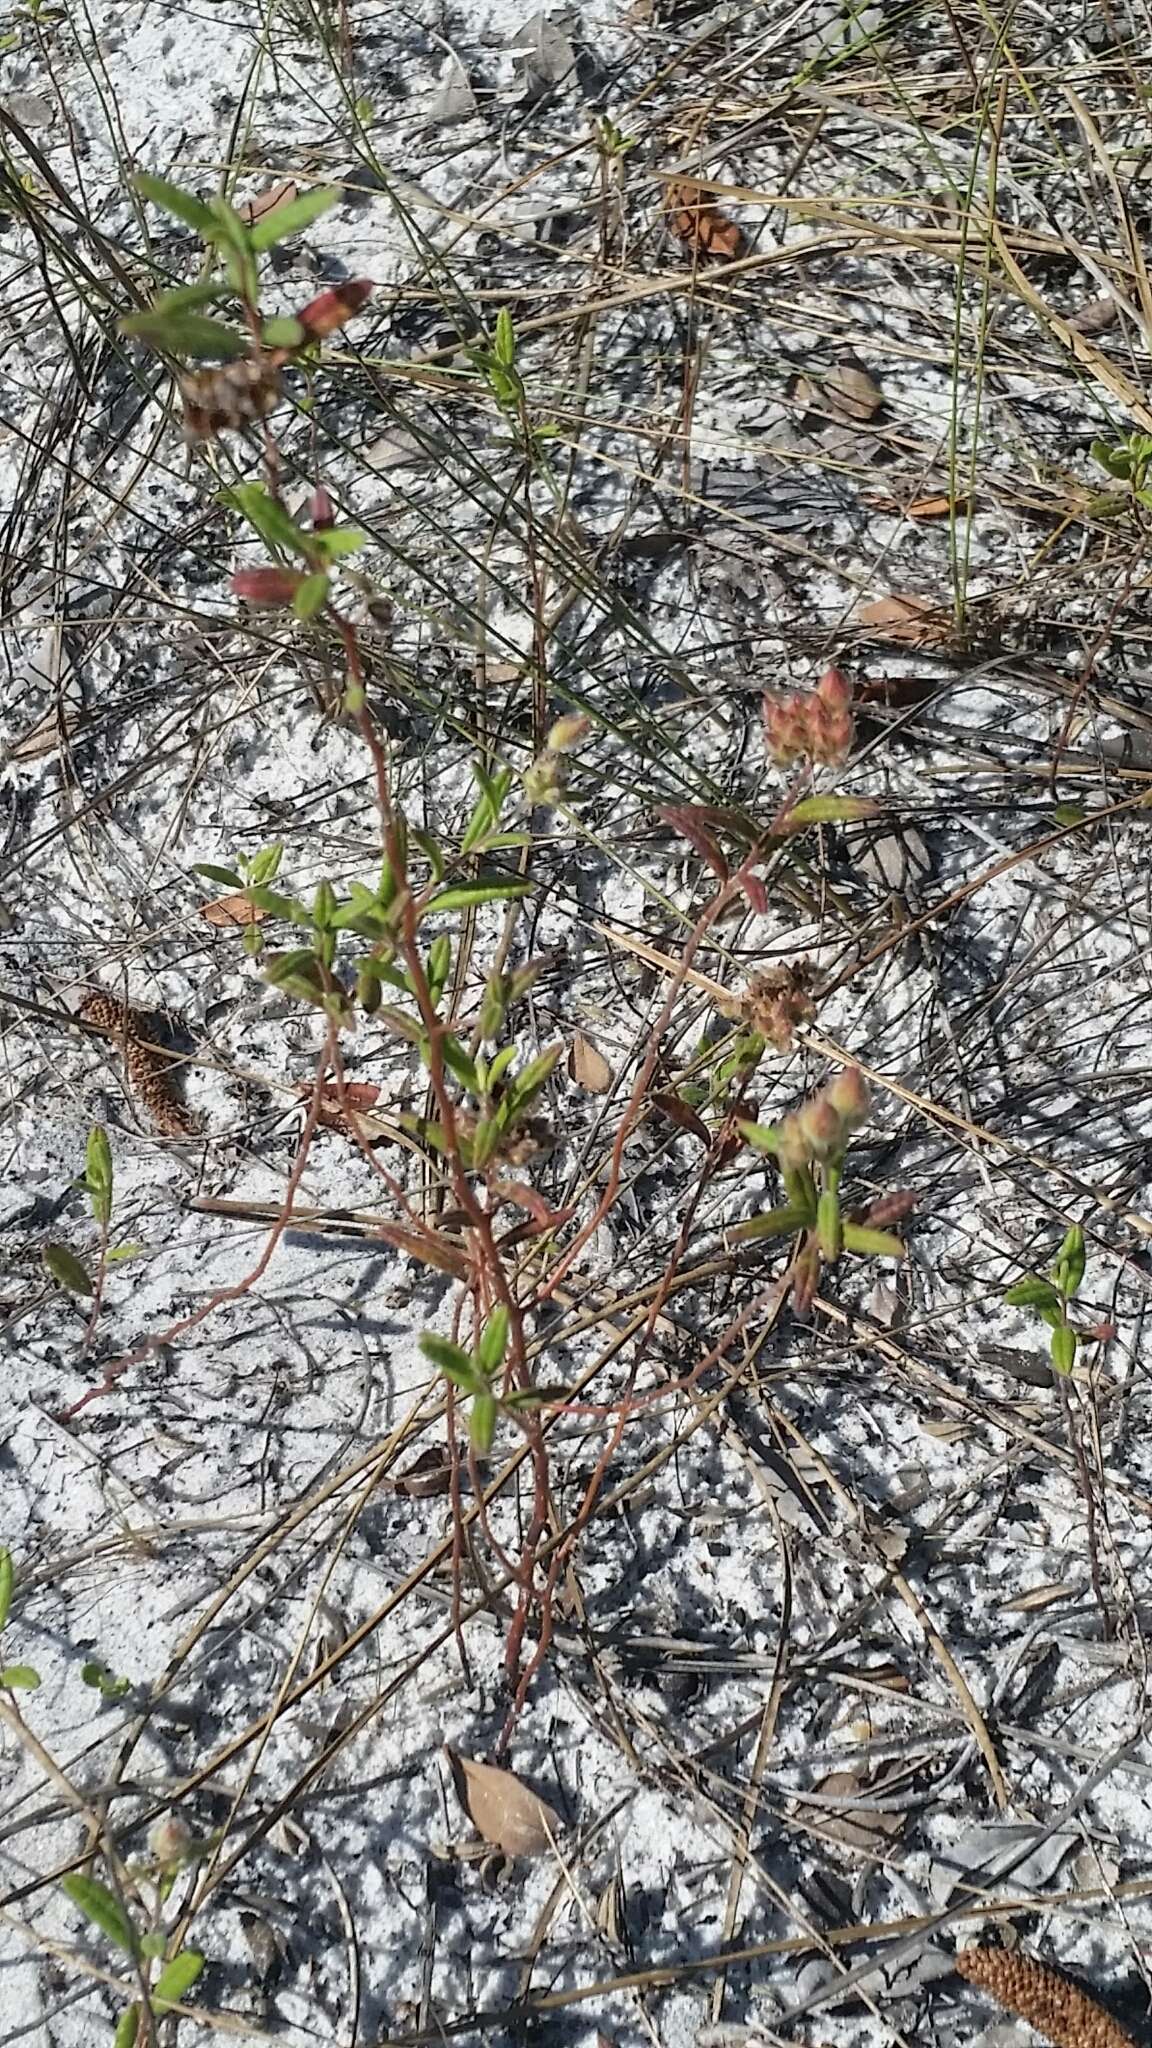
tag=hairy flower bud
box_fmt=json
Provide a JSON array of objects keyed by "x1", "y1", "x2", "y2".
[
  {"x1": 231, "y1": 567, "x2": 304, "y2": 608},
  {"x1": 797, "y1": 1096, "x2": 843, "y2": 1160},
  {"x1": 825, "y1": 1065, "x2": 870, "y2": 1130}
]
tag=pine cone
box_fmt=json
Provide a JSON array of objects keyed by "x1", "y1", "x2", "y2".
[
  {"x1": 955, "y1": 1947, "x2": 1136, "y2": 2048},
  {"x1": 80, "y1": 991, "x2": 198, "y2": 1139}
]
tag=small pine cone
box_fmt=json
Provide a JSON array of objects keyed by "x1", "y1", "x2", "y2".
[
  {"x1": 80, "y1": 991, "x2": 198, "y2": 1139},
  {"x1": 955, "y1": 1947, "x2": 1137, "y2": 2048}
]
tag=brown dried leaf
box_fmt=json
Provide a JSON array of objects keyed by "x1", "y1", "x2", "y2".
[
  {"x1": 200, "y1": 892, "x2": 263, "y2": 928},
  {"x1": 392, "y1": 1446, "x2": 452, "y2": 1498},
  {"x1": 568, "y1": 1031, "x2": 612, "y2": 1093},
  {"x1": 857, "y1": 593, "x2": 953, "y2": 646},
  {"x1": 665, "y1": 179, "x2": 744, "y2": 261},
  {"x1": 651, "y1": 1091, "x2": 711, "y2": 1145},
  {"x1": 821, "y1": 361, "x2": 884, "y2": 421},
  {"x1": 373, "y1": 1221, "x2": 471, "y2": 1279},
  {"x1": 240, "y1": 180, "x2": 297, "y2": 225},
  {"x1": 446, "y1": 1749, "x2": 563, "y2": 1858},
  {"x1": 796, "y1": 1769, "x2": 904, "y2": 1851},
  {"x1": 906, "y1": 493, "x2": 964, "y2": 519},
  {"x1": 1069, "y1": 294, "x2": 1119, "y2": 337}
]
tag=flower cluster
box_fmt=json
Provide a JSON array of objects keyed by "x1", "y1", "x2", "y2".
[
  {"x1": 777, "y1": 1065, "x2": 870, "y2": 1169},
  {"x1": 718, "y1": 961, "x2": 816, "y2": 1052},
  {"x1": 763, "y1": 665, "x2": 854, "y2": 767}
]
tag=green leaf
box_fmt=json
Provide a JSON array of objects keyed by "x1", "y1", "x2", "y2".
[
  {"x1": 469, "y1": 1391, "x2": 497, "y2": 1453},
  {"x1": 729, "y1": 1205, "x2": 809, "y2": 1242},
  {"x1": 223, "y1": 482, "x2": 307, "y2": 555},
  {"x1": 494, "y1": 306, "x2": 515, "y2": 367},
  {"x1": 486, "y1": 1043, "x2": 517, "y2": 1090},
  {"x1": 152, "y1": 1948, "x2": 204, "y2": 2011},
  {"x1": 1004, "y1": 1275, "x2": 1061, "y2": 1311},
  {"x1": 85, "y1": 1127, "x2": 113, "y2": 1226},
  {"x1": 425, "y1": 877, "x2": 532, "y2": 914},
  {"x1": 440, "y1": 1035, "x2": 479, "y2": 1093},
  {"x1": 62, "y1": 1874, "x2": 137, "y2": 1954},
  {"x1": 310, "y1": 525, "x2": 365, "y2": 562},
  {"x1": 138, "y1": 1932, "x2": 166, "y2": 1960},
  {"x1": 43, "y1": 1243, "x2": 94, "y2": 1297},
  {"x1": 247, "y1": 842, "x2": 283, "y2": 886},
  {"x1": 193, "y1": 862, "x2": 244, "y2": 889},
  {"x1": 507, "y1": 1043, "x2": 561, "y2": 1109},
  {"x1": 426, "y1": 933, "x2": 452, "y2": 1004},
  {"x1": 772, "y1": 795, "x2": 882, "y2": 833},
  {"x1": 291, "y1": 570, "x2": 329, "y2": 620},
  {"x1": 260, "y1": 315, "x2": 306, "y2": 349},
  {"x1": 132, "y1": 171, "x2": 216, "y2": 232},
  {"x1": 81, "y1": 1661, "x2": 131, "y2": 1700},
  {"x1": 841, "y1": 1223, "x2": 906, "y2": 1260},
  {"x1": 0, "y1": 1549, "x2": 11, "y2": 1634},
  {"x1": 738, "y1": 1118, "x2": 780, "y2": 1155},
  {"x1": 0, "y1": 1664, "x2": 39, "y2": 1689},
  {"x1": 419, "y1": 1333, "x2": 481, "y2": 1390},
  {"x1": 119, "y1": 309, "x2": 248, "y2": 359},
  {"x1": 113, "y1": 2004, "x2": 140, "y2": 2048},
  {"x1": 1052, "y1": 1223, "x2": 1085, "y2": 1297},
  {"x1": 1091, "y1": 437, "x2": 1130, "y2": 478},
  {"x1": 248, "y1": 183, "x2": 340, "y2": 250},
  {"x1": 1050, "y1": 1323, "x2": 1077, "y2": 1375},
  {"x1": 148, "y1": 281, "x2": 227, "y2": 315},
  {"x1": 476, "y1": 1305, "x2": 510, "y2": 1379},
  {"x1": 105, "y1": 1243, "x2": 144, "y2": 1263}
]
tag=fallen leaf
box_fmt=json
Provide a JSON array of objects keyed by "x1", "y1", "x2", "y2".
[
  {"x1": 795, "y1": 1769, "x2": 904, "y2": 1851},
  {"x1": 392, "y1": 1446, "x2": 452, "y2": 1498},
  {"x1": 446, "y1": 1749, "x2": 563, "y2": 1857},
  {"x1": 906, "y1": 493, "x2": 965, "y2": 519},
  {"x1": 1069, "y1": 294, "x2": 1119, "y2": 336},
  {"x1": 821, "y1": 361, "x2": 883, "y2": 421},
  {"x1": 569, "y1": 1031, "x2": 612, "y2": 1093},
  {"x1": 429, "y1": 51, "x2": 478, "y2": 124},
  {"x1": 240, "y1": 180, "x2": 297, "y2": 226},
  {"x1": 666, "y1": 179, "x2": 744, "y2": 261},
  {"x1": 200, "y1": 892, "x2": 263, "y2": 928},
  {"x1": 857, "y1": 593, "x2": 953, "y2": 646},
  {"x1": 374, "y1": 1221, "x2": 471, "y2": 1279},
  {"x1": 651, "y1": 1091, "x2": 711, "y2": 1144}
]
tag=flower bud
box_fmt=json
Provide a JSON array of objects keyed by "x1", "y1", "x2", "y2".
[
  {"x1": 546, "y1": 713, "x2": 590, "y2": 754},
  {"x1": 148, "y1": 1815, "x2": 192, "y2": 1867},
  {"x1": 776, "y1": 1110, "x2": 811, "y2": 1171},
  {"x1": 815, "y1": 665, "x2": 852, "y2": 712},
  {"x1": 796, "y1": 1096, "x2": 843, "y2": 1160},
  {"x1": 231, "y1": 567, "x2": 305, "y2": 608},
  {"x1": 310, "y1": 485, "x2": 334, "y2": 530},
  {"x1": 825, "y1": 1065, "x2": 869, "y2": 1129},
  {"x1": 295, "y1": 278, "x2": 374, "y2": 341}
]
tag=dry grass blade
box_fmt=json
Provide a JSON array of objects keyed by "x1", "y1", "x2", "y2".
[{"x1": 446, "y1": 1749, "x2": 564, "y2": 1858}]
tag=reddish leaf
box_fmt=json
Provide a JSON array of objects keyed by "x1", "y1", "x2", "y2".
[
  {"x1": 200, "y1": 892, "x2": 263, "y2": 927},
  {"x1": 651, "y1": 1092, "x2": 711, "y2": 1145},
  {"x1": 373, "y1": 1221, "x2": 471, "y2": 1279},
  {"x1": 295, "y1": 278, "x2": 374, "y2": 340},
  {"x1": 240, "y1": 180, "x2": 297, "y2": 225},
  {"x1": 231, "y1": 568, "x2": 305, "y2": 608}
]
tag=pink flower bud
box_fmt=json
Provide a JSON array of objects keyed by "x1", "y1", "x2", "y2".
[
  {"x1": 310, "y1": 485, "x2": 334, "y2": 530},
  {"x1": 148, "y1": 1816, "x2": 192, "y2": 1866},
  {"x1": 825, "y1": 1065, "x2": 869, "y2": 1129},
  {"x1": 797, "y1": 1096, "x2": 843, "y2": 1159},
  {"x1": 815, "y1": 665, "x2": 853, "y2": 712},
  {"x1": 295, "y1": 278, "x2": 374, "y2": 340},
  {"x1": 231, "y1": 567, "x2": 305, "y2": 608}
]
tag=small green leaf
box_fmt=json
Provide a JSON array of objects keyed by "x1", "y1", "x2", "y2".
[
  {"x1": 292, "y1": 571, "x2": 330, "y2": 619},
  {"x1": 133, "y1": 171, "x2": 216, "y2": 232},
  {"x1": 440, "y1": 1035, "x2": 479, "y2": 1093},
  {"x1": 469, "y1": 1391, "x2": 497, "y2": 1453},
  {"x1": 260, "y1": 315, "x2": 306, "y2": 348},
  {"x1": 119, "y1": 309, "x2": 248, "y2": 359},
  {"x1": 772, "y1": 795, "x2": 882, "y2": 833},
  {"x1": 1052, "y1": 1223, "x2": 1086, "y2": 1297},
  {"x1": 138, "y1": 1931, "x2": 166, "y2": 1960},
  {"x1": 1004, "y1": 1275, "x2": 1061, "y2": 1311},
  {"x1": 425, "y1": 877, "x2": 533, "y2": 914},
  {"x1": 738, "y1": 1118, "x2": 780, "y2": 1155},
  {"x1": 85, "y1": 1127, "x2": 113, "y2": 1226},
  {"x1": 841, "y1": 1223, "x2": 906, "y2": 1260},
  {"x1": 153, "y1": 1948, "x2": 204, "y2": 2010},
  {"x1": 43, "y1": 1243, "x2": 94, "y2": 1297},
  {"x1": 148, "y1": 281, "x2": 227, "y2": 315},
  {"x1": 105, "y1": 1243, "x2": 144, "y2": 1263},
  {"x1": 1050, "y1": 1323, "x2": 1077, "y2": 1375},
  {"x1": 494, "y1": 306, "x2": 515, "y2": 367},
  {"x1": 476, "y1": 1305, "x2": 510, "y2": 1379},
  {"x1": 247, "y1": 842, "x2": 284, "y2": 886},
  {"x1": 113, "y1": 2004, "x2": 140, "y2": 2048},
  {"x1": 193, "y1": 862, "x2": 244, "y2": 888},
  {"x1": 729, "y1": 1205, "x2": 809, "y2": 1242},
  {"x1": 0, "y1": 1548, "x2": 14, "y2": 1634},
  {"x1": 62, "y1": 1874, "x2": 137, "y2": 1954},
  {"x1": 310, "y1": 525, "x2": 365, "y2": 562},
  {"x1": 223, "y1": 482, "x2": 307, "y2": 555},
  {"x1": 81, "y1": 1661, "x2": 131, "y2": 1700},
  {"x1": 507, "y1": 1044, "x2": 561, "y2": 1110},
  {"x1": 248, "y1": 183, "x2": 340, "y2": 251},
  {"x1": 0, "y1": 1664, "x2": 39, "y2": 1690},
  {"x1": 419, "y1": 1333, "x2": 481, "y2": 1391}
]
